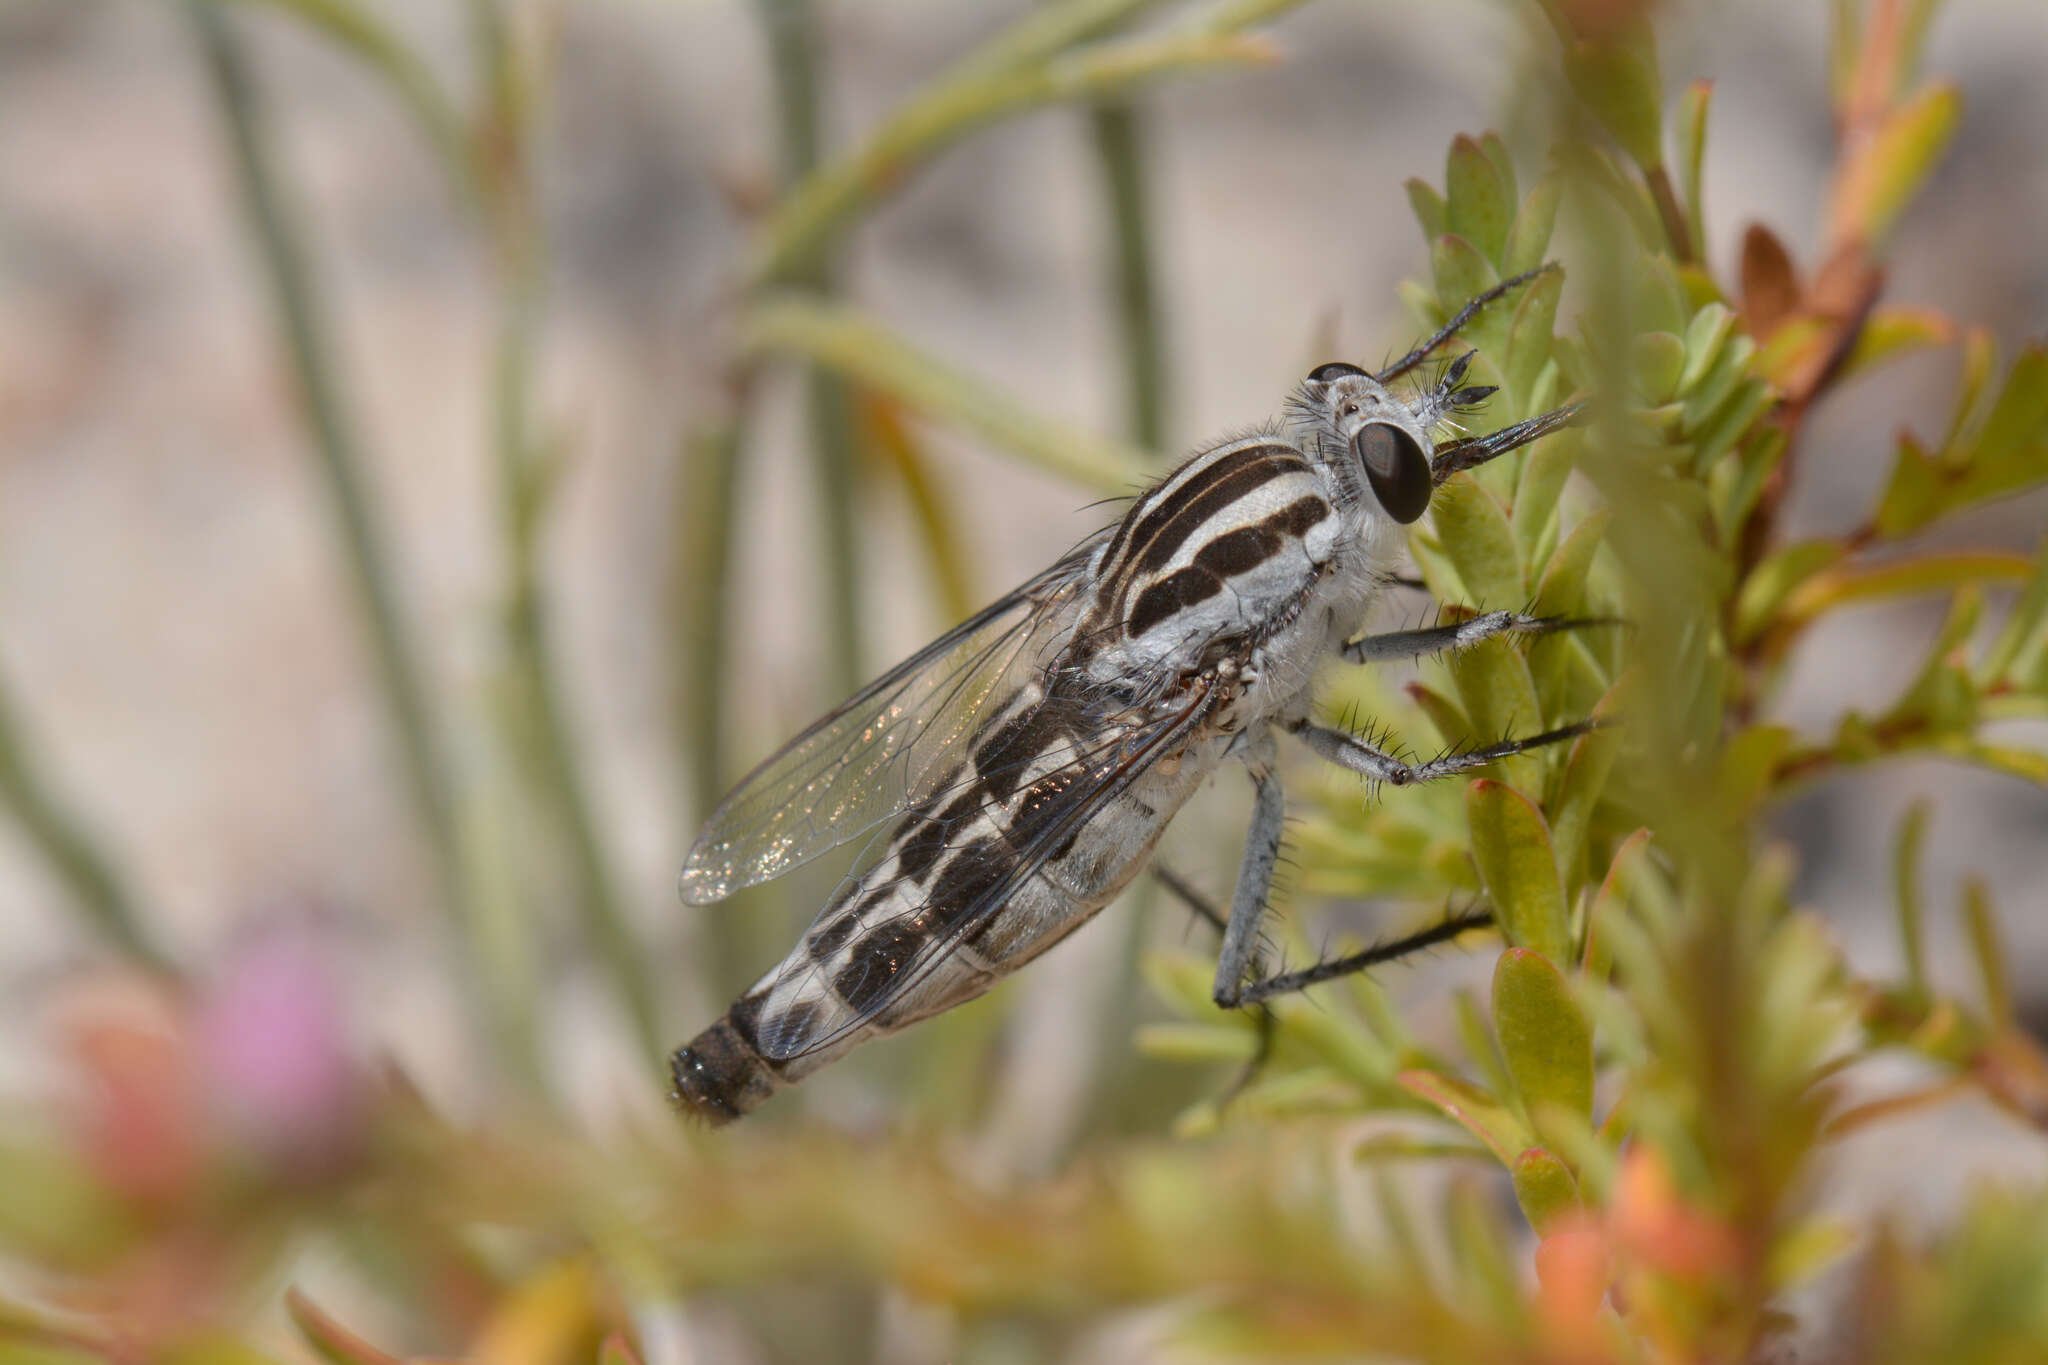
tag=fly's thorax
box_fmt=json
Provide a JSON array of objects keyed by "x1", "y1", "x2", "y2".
[{"x1": 1075, "y1": 434, "x2": 1352, "y2": 685}]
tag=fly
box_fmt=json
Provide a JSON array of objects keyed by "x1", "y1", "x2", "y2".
[{"x1": 671, "y1": 267, "x2": 1600, "y2": 1125}]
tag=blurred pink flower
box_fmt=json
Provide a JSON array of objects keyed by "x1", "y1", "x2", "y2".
[{"x1": 195, "y1": 928, "x2": 363, "y2": 1174}]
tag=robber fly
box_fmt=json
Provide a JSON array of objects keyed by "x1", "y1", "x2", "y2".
[{"x1": 672, "y1": 267, "x2": 1596, "y2": 1125}]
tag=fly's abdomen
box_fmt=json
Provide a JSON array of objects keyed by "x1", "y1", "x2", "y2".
[
  {"x1": 671, "y1": 742, "x2": 1207, "y2": 1125},
  {"x1": 669, "y1": 1014, "x2": 779, "y2": 1126}
]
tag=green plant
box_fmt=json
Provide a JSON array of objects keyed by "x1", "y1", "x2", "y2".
[{"x1": 1134, "y1": 3, "x2": 2048, "y2": 1356}]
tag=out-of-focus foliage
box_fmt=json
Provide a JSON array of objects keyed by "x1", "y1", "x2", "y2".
[{"x1": 3, "y1": 0, "x2": 2046, "y2": 1363}]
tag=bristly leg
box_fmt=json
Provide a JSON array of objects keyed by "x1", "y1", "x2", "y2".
[
  {"x1": 1212, "y1": 765, "x2": 1286, "y2": 1009},
  {"x1": 1216, "y1": 1004, "x2": 1277, "y2": 1108},
  {"x1": 1342, "y1": 610, "x2": 1618, "y2": 667},
  {"x1": 1234, "y1": 907, "x2": 1494, "y2": 1006},
  {"x1": 1150, "y1": 863, "x2": 1277, "y2": 1109},
  {"x1": 1375, "y1": 264, "x2": 1559, "y2": 381},
  {"x1": 1151, "y1": 863, "x2": 1226, "y2": 935},
  {"x1": 1290, "y1": 716, "x2": 1603, "y2": 787}
]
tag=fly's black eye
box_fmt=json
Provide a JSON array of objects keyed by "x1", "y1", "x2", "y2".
[
  {"x1": 1351, "y1": 423, "x2": 1431, "y2": 524},
  {"x1": 1306, "y1": 361, "x2": 1368, "y2": 384}
]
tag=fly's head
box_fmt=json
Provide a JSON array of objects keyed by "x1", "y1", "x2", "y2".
[{"x1": 1293, "y1": 353, "x2": 1499, "y2": 527}]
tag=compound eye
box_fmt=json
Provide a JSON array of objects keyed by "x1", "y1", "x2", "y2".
[
  {"x1": 1351, "y1": 423, "x2": 1431, "y2": 524},
  {"x1": 1306, "y1": 361, "x2": 1368, "y2": 384}
]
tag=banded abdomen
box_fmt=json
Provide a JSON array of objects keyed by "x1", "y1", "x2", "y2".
[
  {"x1": 671, "y1": 433, "x2": 1345, "y2": 1126},
  {"x1": 670, "y1": 678, "x2": 1215, "y2": 1126}
]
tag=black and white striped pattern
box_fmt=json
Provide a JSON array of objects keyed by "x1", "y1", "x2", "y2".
[
  {"x1": 670, "y1": 435, "x2": 1356, "y2": 1122},
  {"x1": 1081, "y1": 437, "x2": 1337, "y2": 656},
  {"x1": 672, "y1": 285, "x2": 1580, "y2": 1124},
  {"x1": 672, "y1": 664, "x2": 1219, "y2": 1119}
]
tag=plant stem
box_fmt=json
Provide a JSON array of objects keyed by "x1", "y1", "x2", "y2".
[
  {"x1": 1188, "y1": 0, "x2": 1313, "y2": 33},
  {"x1": 507, "y1": 576, "x2": 663, "y2": 1064},
  {"x1": 676, "y1": 400, "x2": 758, "y2": 998},
  {"x1": 808, "y1": 373, "x2": 864, "y2": 698},
  {"x1": 1781, "y1": 550, "x2": 2033, "y2": 627},
  {"x1": 757, "y1": 0, "x2": 821, "y2": 178},
  {"x1": 955, "y1": 0, "x2": 1169, "y2": 82},
  {"x1": 1090, "y1": 100, "x2": 1168, "y2": 450},
  {"x1": 188, "y1": 2, "x2": 467, "y2": 915},
  {"x1": 496, "y1": 272, "x2": 662, "y2": 1067},
  {"x1": 678, "y1": 410, "x2": 749, "y2": 834},
  {"x1": 757, "y1": 0, "x2": 862, "y2": 697},
  {"x1": 1644, "y1": 163, "x2": 1695, "y2": 265},
  {"x1": 858, "y1": 393, "x2": 977, "y2": 623},
  {"x1": 213, "y1": 0, "x2": 477, "y2": 208},
  {"x1": 746, "y1": 30, "x2": 1277, "y2": 288},
  {"x1": 742, "y1": 296, "x2": 1153, "y2": 495},
  {"x1": 474, "y1": 0, "x2": 662, "y2": 1067},
  {"x1": 0, "y1": 666, "x2": 173, "y2": 971}
]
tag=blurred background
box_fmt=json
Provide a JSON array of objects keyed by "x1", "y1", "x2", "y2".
[{"x1": 2, "y1": 0, "x2": 2046, "y2": 1269}]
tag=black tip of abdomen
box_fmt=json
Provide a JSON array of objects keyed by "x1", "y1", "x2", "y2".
[{"x1": 669, "y1": 1016, "x2": 777, "y2": 1127}]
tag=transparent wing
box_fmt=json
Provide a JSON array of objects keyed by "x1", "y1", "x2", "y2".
[
  {"x1": 679, "y1": 531, "x2": 1109, "y2": 905},
  {"x1": 750, "y1": 680, "x2": 1218, "y2": 1061}
]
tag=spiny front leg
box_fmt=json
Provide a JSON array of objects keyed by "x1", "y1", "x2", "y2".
[
  {"x1": 1234, "y1": 907, "x2": 1495, "y2": 1006},
  {"x1": 1342, "y1": 609, "x2": 1613, "y2": 666},
  {"x1": 1288, "y1": 716, "x2": 1599, "y2": 787},
  {"x1": 1211, "y1": 763, "x2": 1287, "y2": 1009}
]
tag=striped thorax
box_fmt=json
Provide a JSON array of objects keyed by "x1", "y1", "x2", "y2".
[{"x1": 673, "y1": 270, "x2": 1582, "y2": 1125}]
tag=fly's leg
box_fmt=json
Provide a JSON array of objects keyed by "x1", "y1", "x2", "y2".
[
  {"x1": 1151, "y1": 864, "x2": 1225, "y2": 934},
  {"x1": 1222, "y1": 719, "x2": 1597, "y2": 1003},
  {"x1": 1232, "y1": 907, "x2": 1495, "y2": 1006},
  {"x1": 1150, "y1": 863, "x2": 1278, "y2": 1104},
  {"x1": 1342, "y1": 610, "x2": 1615, "y2": 666},
  {"x1": 1174, "y1": 838, "x2": 1496, "y2": 1011},
  {"x1": 1212, "y1": 763, "x2": 1286, "y2": 1010},
  {"x1": 1288, "y1": 716, "x2": 1600, "y2": 787},
  {"x1": 1219, "y1": 1008, "x2": 1277, "y2": 1106},
  {"x1": 1153, "y1": 862, "x2": 1273, "y2": 994}
]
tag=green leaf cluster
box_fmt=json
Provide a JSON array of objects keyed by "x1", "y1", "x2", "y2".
[{"x1": 1141, "y1": 3, "x2": 2048, "y2": 1359}]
